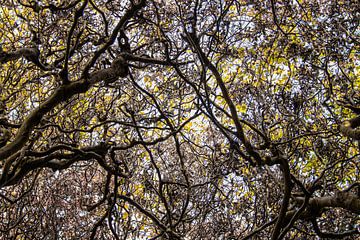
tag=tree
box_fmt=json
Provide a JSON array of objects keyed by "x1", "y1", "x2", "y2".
[{"x1": 0, "y1": 0, "x2": 359, "y2": 239}]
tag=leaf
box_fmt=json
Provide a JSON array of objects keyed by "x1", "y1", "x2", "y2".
[{"x1": 236, "y1": 103, "x2": 247, "y2": 113}]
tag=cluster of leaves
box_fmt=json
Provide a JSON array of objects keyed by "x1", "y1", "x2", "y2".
[{"x1": 0, "y1": 0, "x2": 359, "y2": 239}]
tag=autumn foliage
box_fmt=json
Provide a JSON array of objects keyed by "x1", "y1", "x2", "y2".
[{"x1": 0, "y1": 0, "x2": 359, "y2": 239}]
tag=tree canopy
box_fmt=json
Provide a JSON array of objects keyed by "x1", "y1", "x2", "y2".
[{"x1": 0, "y1": 0, "x2": 359, "y2": 239}]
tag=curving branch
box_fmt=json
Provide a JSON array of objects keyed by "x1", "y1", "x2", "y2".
[
  {"x1": 271, "y1": 155, "x2": 292, "y2": 240},
  {"x1": 185, "y1": 29, "x2": 262, "y2": 165},
  {"x1": 118, "y1": 194, "x2": 182, "y2": 239},
  {"x1": 0, "y1": 57, "x2": 128, "y2": 162},
  {"x1": 0, "y1": 142, "x2": 129, "y2": 187},
  {"x1": 311, "y1": 219, "x2": 359, "y2": 239},
  {"x1": 0, "y1": 46, "x2": 50, "y2": 70},
  {"x1": 0, "y1": 0, "x2": 146, "y2": 161},
  {"x1": 306, "y1": 191, "x2": 360, "y2": 215},
  {"x1": 244, "y1": 191, "x2": 360, "y2": 238}
]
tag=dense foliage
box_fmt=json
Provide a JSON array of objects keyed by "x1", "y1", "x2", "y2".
[{"x1": 0, "y1": 0, "x2": 359, "y2": 239}]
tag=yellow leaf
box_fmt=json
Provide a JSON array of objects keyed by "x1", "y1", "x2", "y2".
[
  {"x1": 122, "y1": 212, "x2": 129, "y2": 220},
  {"x1": 236, "y1": 104, "x2": 247, "y2": 113},
  {"x1": 144, "y1": 75, "x2": 151, "y2": 82}
]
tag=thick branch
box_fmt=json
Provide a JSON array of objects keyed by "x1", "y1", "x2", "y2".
[
  {"x1": 307, "y1": 191, "x2": 360, "y2": 214},
  {"x1": 0, "y1": 58, "x2": 128, "y2": 161},
  {"x1": 271, "y1": 156, "x2": 292, "y2": 240},
  {"x1": 245, "y1": 192, "x2": 359, "y2": 238},
  {"x1": 0, "y1": 47, "x2": 49, "y2": 70},
  {"x1": 339, "y1": 115, "x2": 360, "y2": 140},
  {"x1": 82, "y1": 0, "x2": 146, "y2": 76}
]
